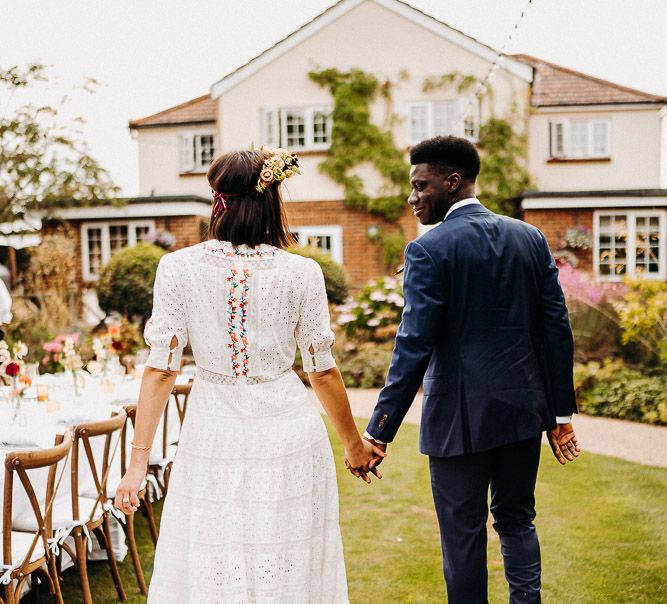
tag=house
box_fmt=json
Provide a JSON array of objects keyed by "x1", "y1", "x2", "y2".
[
  {"x1": 52, "y1": 0, "x2": 667, "y2": 292},
  {"x1": 126, "y1": 0, "x2": 533, "y2": 286},
  {"x1": 517, "y1": 54, "x2": 667, "y2": 281}
]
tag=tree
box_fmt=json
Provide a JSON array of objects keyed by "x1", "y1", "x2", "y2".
[{"x1": 0, "y1": 63, "x2": 119, "y2": 223}]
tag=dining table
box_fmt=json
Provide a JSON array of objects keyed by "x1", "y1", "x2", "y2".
[{"x1": 0, "y1": 368, "x2": 189, "y2": 593}]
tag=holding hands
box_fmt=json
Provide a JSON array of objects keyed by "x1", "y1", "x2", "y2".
[{"x1": 344, "y1": 437, "x2": 387, "y2": 484}]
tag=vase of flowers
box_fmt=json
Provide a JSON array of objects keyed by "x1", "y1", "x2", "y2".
[
  {"x1": 0, "y1": 340, "x2": 30, "y2": 422},
  {"x1": 89, "y1": 324, "x2": 125, "y2": 379},
  {"x1": 62, "y1": 336, "x2": 85, "y2": 396}
]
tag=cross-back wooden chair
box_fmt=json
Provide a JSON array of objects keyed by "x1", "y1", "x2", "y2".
[
  {"x1": 118, "y1": 404, "x2": 158, "y2": 565},
  {"x1": 1, "y1": 432, "x2": 72, "y2": 604},
  {"x1": 149, "y1": 382, "x2": 191, "y2": 497},
  {"x1": 52, "y1": 411, "x2": 128, "y2": 604}
]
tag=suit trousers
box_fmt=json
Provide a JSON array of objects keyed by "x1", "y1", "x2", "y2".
[{"x1": 429, "y1": 437, "x2": 542, "y2": 604}]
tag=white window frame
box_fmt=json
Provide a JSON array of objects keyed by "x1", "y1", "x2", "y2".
[
  {"x1": 292, "y1": 225, "x2": 343, "y2": 264},
  {"x1": 179, "y1": 131, "x2": 217, "y2": 173},
  {"x1": 593, "y1": 210, "x2": 666, "y2": 281},
  {"x1": 81, "y1": 220, "x2": 156, "y2": 281},
  {"x1": 549, "y1": 118, "x2": 611, "y2": 159},
  {"x1": 260, "y1": 107, "x2": 332, "y2": 151},
  {"x1": 408, "y1": 99, "x2": 478, "y2": 144}
]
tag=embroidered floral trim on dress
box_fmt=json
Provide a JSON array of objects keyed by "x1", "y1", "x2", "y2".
[
  {"x1": 204, "y1": 240, "x2": 278, "y2": 259},
  {"x1": 226, "y1": 267, "x2": 251, "y2": 377}
]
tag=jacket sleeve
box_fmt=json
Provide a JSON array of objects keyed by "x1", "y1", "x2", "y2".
[
  {"x1": 366, "y1": 240, "x2": 446, "y2": 442},
  {"x1": 538, "y1": 233, "x2": 578, "y2": 417}
]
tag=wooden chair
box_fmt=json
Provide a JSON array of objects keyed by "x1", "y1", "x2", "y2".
[
  {"x1": 51, "y1": 411, "x2": 128, "y2": 603},
  {"x1": 149, "y1": 382, "x2": 191, "y2": 497},
  {"x1": 1, "y1": 432, "x2": 72, "y2": 604}
]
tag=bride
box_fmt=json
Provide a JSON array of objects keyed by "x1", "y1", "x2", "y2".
[{"x1": 115, "y1": 147, "x2": 385, "y2": 602}]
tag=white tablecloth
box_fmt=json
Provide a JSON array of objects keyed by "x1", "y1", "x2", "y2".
[{"x1": 0, "y1": 372, "x2": 186, "y2": 585}]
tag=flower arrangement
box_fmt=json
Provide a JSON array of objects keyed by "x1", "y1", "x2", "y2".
[
  {"x1": 0, "y1": 340, "x2": 31, "y2": 411},
  {"x1": 42, "y1": 333, "x2": 80, "y2": 373},
  {"x1": 255, "y1": 147, "x2": 300, "y2": 194},
  {"x1": 335, "y1": 277, "x2": 404, "y2": 341},
  {"x1": 89, "y1": 324, "x2": 124, "y2": 375},
  {"x1": 143, "y1": 229, "x2": 176, "y2": 251},
  {"x1": 560, "y1": 228, "x2": 592, "y2": 251}
]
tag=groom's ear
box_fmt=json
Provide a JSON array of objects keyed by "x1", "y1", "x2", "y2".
[{"x1": 447, "y1": 172, "x2": 462, "y2": 192}]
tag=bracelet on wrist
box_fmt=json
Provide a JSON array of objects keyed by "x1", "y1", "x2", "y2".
[{"x1": 131, "y1": 442, "x2": 151, "y2": 451}]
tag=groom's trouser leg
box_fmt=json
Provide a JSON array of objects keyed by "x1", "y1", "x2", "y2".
[
  {"x1": 429, "y1": 452, "x2": 491, "y2": 604},
  {"x1": 490, "y1": 437, "x2": 542, "y2": 604}
]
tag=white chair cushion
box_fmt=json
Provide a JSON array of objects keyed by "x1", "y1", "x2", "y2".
[
  {"x1": 12, "y1": 496, "x2": 103, "y2": 532},
  {"x1": 149, "y1": 443, "x2": 178, "y2": 466},
  {"x1": 0, "y1": 530, "x2": 46, "y2": 567}
]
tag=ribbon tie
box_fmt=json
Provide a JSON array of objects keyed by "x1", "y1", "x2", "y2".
[{"x1": 211, "y1": 189, "x2": 247, "y2": 217}]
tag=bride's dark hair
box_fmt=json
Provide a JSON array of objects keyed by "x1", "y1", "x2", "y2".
[{"x1": 206, "y1": 149, "x2": 296, "y2": 249}]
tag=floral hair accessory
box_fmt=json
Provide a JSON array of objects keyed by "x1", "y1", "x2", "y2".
[{"x1": 255, "y1": 147, "x2": 300, "y2": 194}]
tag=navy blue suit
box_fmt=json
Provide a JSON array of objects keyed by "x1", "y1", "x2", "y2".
[{"x1": 367, "y1": 203, "x2": 576, "y2": 603}]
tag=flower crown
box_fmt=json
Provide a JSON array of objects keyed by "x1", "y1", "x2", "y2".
[{"x1": 255, "y1": 147, "x2": 300, "y2": 194}]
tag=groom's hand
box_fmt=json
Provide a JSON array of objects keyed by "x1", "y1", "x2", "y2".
[
  {"x1": 364, "y1": 436, "x2": 387, "y2": 468},
  {"x1": 548, "y1": 423, "x2": 581, "y2": 465}
]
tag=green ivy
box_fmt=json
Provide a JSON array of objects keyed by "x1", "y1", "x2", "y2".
[{"x1": 308, "y1": 68, "x2": 408, "y2": 266}]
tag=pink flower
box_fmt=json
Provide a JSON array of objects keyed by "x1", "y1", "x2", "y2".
[
  {"x1": 260, "y1": 169, "x2": 273, "y2": 182},
  {"x1": 43, "y1": 341, "x2": 63, "y2": 353}
]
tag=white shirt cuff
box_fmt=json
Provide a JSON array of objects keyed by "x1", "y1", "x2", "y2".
[
  {"x1": 363, "y1": 430, "x2": 386, "y2": 444},
  {"x1": 556, "y1": 416, "x2": 572, "y2": 424}
]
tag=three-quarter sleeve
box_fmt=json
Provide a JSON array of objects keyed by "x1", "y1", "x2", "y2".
[
  {"x1": 144, "y1": 254, "x2": 188, "y2": 371},
  {"x1": 295, "y1": 260, "x2": 336, "y2": 373}
]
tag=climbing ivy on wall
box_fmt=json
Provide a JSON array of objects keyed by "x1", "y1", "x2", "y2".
[{"x1": 308, "y1": 68, "x2": 409, "y2": 268}]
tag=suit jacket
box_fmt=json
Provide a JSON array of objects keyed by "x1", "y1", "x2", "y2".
[{"x1": 367, "y1": 203, "x2": 577, "y2": 458}]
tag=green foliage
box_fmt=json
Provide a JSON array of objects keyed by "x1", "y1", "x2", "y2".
[
  {"x1": 288, "y1": 245, "x2": 350, "y2": 305},
  {"x1": 97, "y1": 244, "x2": 166, "y2": 320},
  {"x1": 339, "y1": 346, "x2": 393, "y2": 388},
  {"x1": 476, "y1": 117, "x2": 532, "y2": 216},
  {"x1": 576, "y1": 359, "x2": 667, "y2": 425},
  {"x1": 613, "y1": 278, "x2": 667, "y2": 366},
  {"x1": 308, "y1": 68, "x2": 410, "y2": 222},
  {"x1": 336, "y1": 276, "x2": 403, "y2": 340},
  {"x1": 0, "y1": 63, "x2": 119, "y2": 222},
  {"x1": 367, "y1": 228, "x2": 405, "y2": 269}
]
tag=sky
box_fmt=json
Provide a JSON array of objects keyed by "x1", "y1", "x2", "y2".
[{"x1": 2, "y1": 0, "x2": 666, "y2": 196}]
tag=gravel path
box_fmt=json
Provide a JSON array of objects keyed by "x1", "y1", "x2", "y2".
[{"x1": 312, "y1": 388, "x2": 667, "y2": 469}]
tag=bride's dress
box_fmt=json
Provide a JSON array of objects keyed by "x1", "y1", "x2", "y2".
[{"x1": 144, "y1": 240, "x2": 348, "y2": 603}]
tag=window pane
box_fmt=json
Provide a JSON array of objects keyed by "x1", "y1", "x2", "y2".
[
  {"x1": 196, "y1": 134, "x2": 215, "y2": 169},
  {"x1": 136, "y1": 226, "x2": 151, "y2": 242},
  {"x1": 285, "y1": 112, "x2": 306, "y2": 147},
  {"x1": 569, "y1": 120, "x2": 589, "y2": 157},
  {"x1": 410, "y1": 105, "x2": 427, "y2": 142},
  {"x1": 592, "y1": 121, "x2": 609, "y2": 156},
  {"x1": 86, "y1": 228, "x2": 103, "y2": 276},
  {"x1": 312, "y1": 111, "x2": 330, "y2": 145},
  {"x1": 433, "y1": 101, "x2": 459, "y2": 136},
  {"x1": 597, "y1": 214, "x2": 628, "y2": 277},
  {"x1": 307, "y1": 234, "x2": 332, "y2": 254},
  {"x1": 109, "y1": 225, "x2": 129, "y2": 253}
]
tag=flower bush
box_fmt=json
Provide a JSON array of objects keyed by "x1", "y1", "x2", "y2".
[
  {"x1": 143, "y1": 229, "x2": 176, "y2": 251},
  {"x1": 335, "y1": 277, "x2": 404, "y2": 341}
]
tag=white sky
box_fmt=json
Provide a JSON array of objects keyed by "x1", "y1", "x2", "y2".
[{"x1": 2, "y1": 0, "x2": 666, "y2": 196}]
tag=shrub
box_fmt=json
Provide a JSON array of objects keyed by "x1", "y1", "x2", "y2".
[
  {"x1": 97, "y1": 244, "x2": 165, "y2": 321},
  {"x1": 576, "y1": 359, "x2": 667, "y2": 425},
  {"x1": 335, "y1": 276, "x2": 403, "y2": 341},
  {"x1": 288, "y1": 246, "x2": 349, "y2": 305},
  {"x1": 339, "y1": 346, "x2": 393, "y2": 388}
]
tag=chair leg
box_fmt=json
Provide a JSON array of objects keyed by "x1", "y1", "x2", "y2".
[
  {"x1": 122, "y1": 512, "x2": 147, "y2": 595},
  {"x1": 48, "y1": 554, "x2": 65, "y2": 604},
  {"x1": 2, "y1": 582, "x2": 15, "y2": 604},
  {"x1": 142, "y1": 496, "x2": 160, "y2": 546},
  {"x1": 73, "y1": 528, "x2": 94, "y2": 604},
  {"x1": 163, "y1": 462, "x2": 173, "y2": 494},
  {"x1": 101, "y1": 517, "x2": 127, "y2": 601}
]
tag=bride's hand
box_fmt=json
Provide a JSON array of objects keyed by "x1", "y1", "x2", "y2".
[
  {"x1": 345, "y1": 438, "x2": 386, "y2": 483},
  {"x1": 114, "y1": 463, "x2": 146, "y2": 515}
]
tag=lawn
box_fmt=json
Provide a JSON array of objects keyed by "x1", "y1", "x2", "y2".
[{"x1": 27, "y1": 421, "x2": 667, "y2": 603}]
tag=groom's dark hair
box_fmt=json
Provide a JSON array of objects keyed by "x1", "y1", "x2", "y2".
[{"x1": 410, "y1": 136, "x2": 480, "y2": 181}]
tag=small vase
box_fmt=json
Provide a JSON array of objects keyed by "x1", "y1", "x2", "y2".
[
  {"x1": 10, "y1": 377, "x2": 22, "y2": 423},
  {"x1": 70, "y1": 369, "x2": 85, "y2": 397}
]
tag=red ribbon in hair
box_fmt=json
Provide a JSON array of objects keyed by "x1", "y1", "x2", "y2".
[{"x1": 211, "y1": 189, "x2": 244, "y2": 217}]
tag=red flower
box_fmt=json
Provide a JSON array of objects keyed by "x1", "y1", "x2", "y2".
[
  {"x1": 111, "y1": 340, "x2": 124, "y2": 351},
  {"x1": 5, "y1": 362, "x2": 20, "y2": 377}
]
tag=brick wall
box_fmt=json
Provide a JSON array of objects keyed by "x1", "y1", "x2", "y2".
[
  {"x1": 285, "y1": 200, "x2": 418, "y2": 286},
  {"x1": 523, "y1": 208, "x2": 594, "y2": 271}
]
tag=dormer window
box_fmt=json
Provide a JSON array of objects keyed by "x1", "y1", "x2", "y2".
[{"x1": 179, "y1": 132, "x2": 217, "y2": 173}]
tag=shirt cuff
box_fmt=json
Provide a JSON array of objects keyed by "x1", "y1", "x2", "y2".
[
  {"x1": 556, "y1": 416, "x2": 572, "y2": 424},
  {"x1": 146, "y1": 345, "x2": 183, "y2": 371},
  {"x1": 363, "y1": 430, "x2": 386, "y2": 445}
]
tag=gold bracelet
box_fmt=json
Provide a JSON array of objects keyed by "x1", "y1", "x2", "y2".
[{"x1": 131, "y1": 442, "x2": 151, "y2": 451}]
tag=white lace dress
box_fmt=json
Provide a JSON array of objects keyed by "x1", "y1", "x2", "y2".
[{"x1": 144, "y1": 240, "x2": 349, "y2": 603}]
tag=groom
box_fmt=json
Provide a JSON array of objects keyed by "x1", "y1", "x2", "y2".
[{"x1": 364, "y1": 136, "x2": 580, "y2": 603}]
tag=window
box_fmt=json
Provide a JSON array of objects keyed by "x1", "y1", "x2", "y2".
[
  {"x1": 408, "y1": 100, "x2": 480, "y2": 144},
  {"x1": 81, "y1": 221, "x2": 155, "y2": 280},
  {"x1": 179, "y1": 132, "x2": 217, "y2": 173},
  {"x1": 594, "y1": 211, "x2": 666, "y2": 280},
  {"x1": 549, "y1": 118, "x2": 611, "y2": 159},
  {"x1": 260, "y1": 107, "x2": 332, "y2": 150},
  {"x1": 291, "y1": 226, "x2": 343, "y2": 264}
]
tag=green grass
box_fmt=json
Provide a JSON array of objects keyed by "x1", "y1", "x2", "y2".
[{"x1": 28, "y1": 421, "x2": 667, "y2": 603}]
